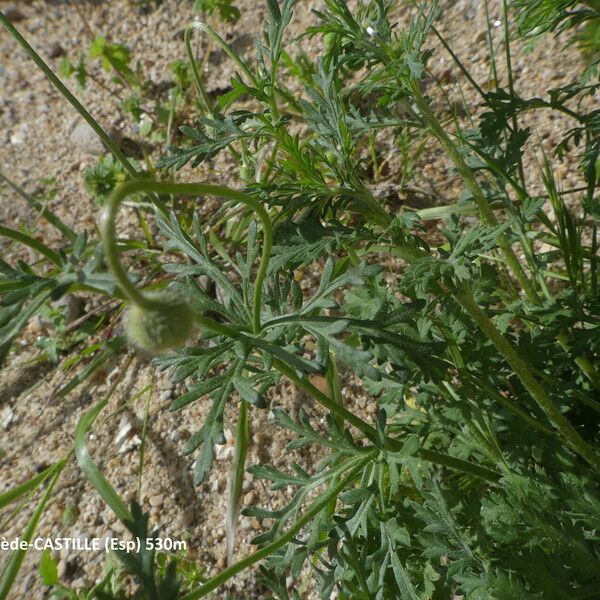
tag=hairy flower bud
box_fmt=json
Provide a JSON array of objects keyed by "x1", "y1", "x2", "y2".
[{"x1": 125, "y1": 291, "x2": 194, "y2": 355}]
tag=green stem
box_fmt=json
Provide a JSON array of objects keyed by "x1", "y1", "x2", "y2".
[
  {"x1": 416, "y1": 200, "x2": 497, "y2": 221},
  {"x1": 0, "y1": 170, "x2": 77, "y2": 242},
  {"x1": 193, "y1": 314, "x2": 242, "y2": 339},
  {"x1": 188, "y1": 21, "x2": 258, "y2": 87},
  {"x1": 0, "y1": 12, "x2": 140, "y2": 182},
  {"x1": 455, "y1": 286, "x2": 600, "y2": 472},
  {"x1": 0, "y1": 463, "x2": 66, "y2": 599},
  {"x1": 326, "y1": 351, "x2": 344, "y2": 430},
  {"x1": 411, "y1": 83, "x2": 540, "y2": 304},
  {"x1": 460, "y1": 370, "x2": 554, "y2": 437},
  {"x1": 502, "y1": 0, "x2": 526, "y2": 189},
  {"x1": 556, "y1": 332, "x2": 600, "y2": 390},
  {"x1": 272, "y1": 358, "x2": 379, "y2": 443},
  {"x1": 101, "y1": 184, "x2": 496, "y2": 481},
  {"x1": 272, "y1": 358, "x2": 498, "y2": 482},
  {"x1": 101, "y1": 181, "x2": 272, "y2": 333},
  {"x1": 432, "y1": 26, "x2": 487, "y2": 99},
  {"x1": 226, "y1": 399, "x2": 249, "y2": 564},
  {"x1": 184, "y1": 24, "x2": 214, "y2": 115},
  {"x1": 180, "y1": 451, "x2": 375, "y2": 600}
]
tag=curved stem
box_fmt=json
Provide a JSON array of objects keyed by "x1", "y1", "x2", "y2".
[
  {"x1": 101, "y1": 181, "x2": 272, "y2": 333},
  {"x1": 180, "y1": 451, "x2": 376, "y2": 600}
]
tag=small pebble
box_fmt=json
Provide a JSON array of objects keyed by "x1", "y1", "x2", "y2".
[
  {"x1": 4, "y1": 4, "x2": 25, "y2": 22},
  {"x1": 47, "y1": 42, "x2": 65, "y2": 59},
  {"x1": 158, "y1": 389, "x2": 172, "y2": 403},
  {"x1": 70, "y1": 121, "x2": 105, "y2": 155},
  {"x1": 366, "y1": 402, "x2": 378, "y2": 415},
  {"x1": 57, "y1": 559, "x2": 67, "y2": 579},
  {"x1": 182, "y1": 507, "x2": 195, "y2": 526},
  {"x1": 149, "y1": 494, "x2": 164, "y2": 507}
]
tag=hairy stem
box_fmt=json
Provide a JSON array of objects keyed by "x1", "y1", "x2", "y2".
[{"x1": 101, "y1": 180, "x2": 272, "y2": 333}]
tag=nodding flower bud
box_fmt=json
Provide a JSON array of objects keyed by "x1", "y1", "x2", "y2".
[
  {"x1": 125, "y1": 291, "x2": 194, "y2": 355},
  {"x1": 240, "y1": 158, "x2": 256, "y2": 182}
]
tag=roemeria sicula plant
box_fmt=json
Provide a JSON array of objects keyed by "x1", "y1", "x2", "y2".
[{"x1": 2, "y1": 1, "x2": 600, "y2": 598}]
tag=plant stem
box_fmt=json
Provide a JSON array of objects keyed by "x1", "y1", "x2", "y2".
[
  {"x1": 188, "y1": 22, "x2": 258, "y2": 87},
  {"x1": 226, "y1": 399, "x2": 249, "y2": 565},
  {"x1": 460, "y1": 370, "x2": 554, "y2": 437},
  {"x1": 556, "y1": 332, "x2": 600, "y2": 389},
  {"x1": 180, "y1": 451, "x2": 376, "y2": 600},
  {"x1": 502, "y1": 0, "x2": 527, "y2": 189},
  {"x1": 272, "y1": 358, "x2": 498, "y2": 482},
  {"x1": 193, "y1": 314, "x2": 242, "y2": 339},
  {"x1": 273, "y1": 358, "x2": 379, "y2": 443},
  {"x1": 184, "y1": 24, "x2": 214, "y2": 115},
  {"x1": 0, "y1": 170, "x2": 77, "y2": 242},
  {"x1": 411, "y1": 82, "x2": 540, "y2": 304},
  {"x1": 455, "y1": 285, "x2": 600, "y2": 472},
  {"x1": 103, "y1": 181, "x2": 497, "y2": 481},
  {"x1": 101, "y1": 181, "x2": 272, "y2": 332}
]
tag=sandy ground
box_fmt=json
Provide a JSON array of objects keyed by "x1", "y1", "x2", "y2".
[{"x1": 0, "y1": 0, "x2": 594, "y2": 597}]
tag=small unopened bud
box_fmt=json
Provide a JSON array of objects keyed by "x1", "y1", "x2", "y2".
[
  {"x1": 240, "y1": 159, "x2": 256, "y2": 181},
  {"x1": 125, "y1": 291, "x2": 194, "y2": 355}
]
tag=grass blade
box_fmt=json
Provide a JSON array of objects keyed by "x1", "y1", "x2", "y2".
[
  {"x1": 0, "y1": 460, "x2": 66, "y2": 510},
  {"x1": 74, "y1": 397, "x2": 132, "y2": 524},
  {"x1": 0, "y1": 464, "x2": 65, "y2": 599}
]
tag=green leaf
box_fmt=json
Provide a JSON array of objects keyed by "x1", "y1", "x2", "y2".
[
  {"x1": 233, "y1": 373, "x2": 267, "y2": 408},
  {"x1": 39, "y1": 550, "x2": 58, "y2": 587}
]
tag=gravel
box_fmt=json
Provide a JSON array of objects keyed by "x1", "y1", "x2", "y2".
[{"x1": 0, "y1": 0, "x2": 596, "y2": 598}]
